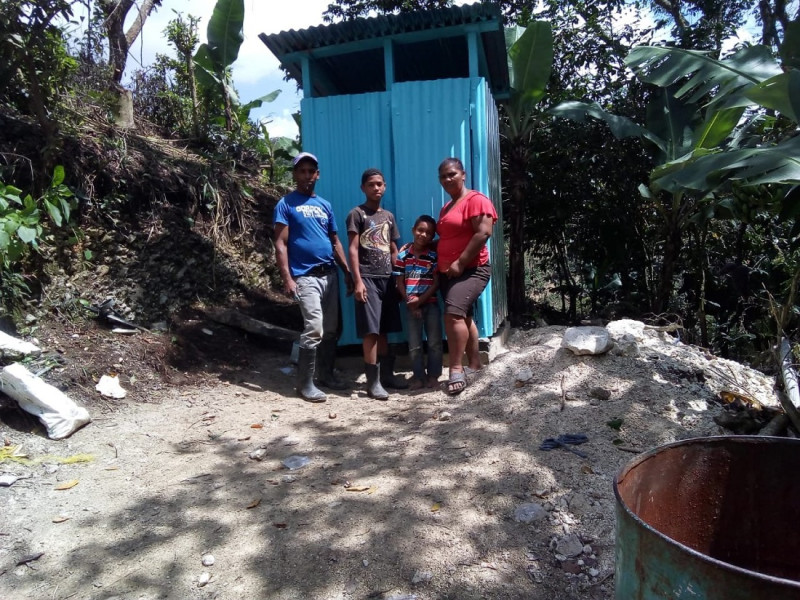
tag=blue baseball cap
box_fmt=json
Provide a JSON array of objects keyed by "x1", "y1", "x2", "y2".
[{"x1": 292, "y1": 152, "x2": 318, "y2": 168}]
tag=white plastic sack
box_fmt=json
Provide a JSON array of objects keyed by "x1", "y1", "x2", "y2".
[
  {"x1": 0, "y1": 330, "x2": 41, "y2": 359},
  {"x1": 0, "y1": 363, "x2": 91, "y2": 440}
]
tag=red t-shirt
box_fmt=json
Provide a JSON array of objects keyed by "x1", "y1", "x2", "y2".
[{"x1": 436, "y1": 191, "x2": 498, "y2": 272}]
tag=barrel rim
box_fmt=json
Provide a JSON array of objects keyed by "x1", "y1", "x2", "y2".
[{"x1": 613, "y1": 434, "x2": 800, "y2": 589}]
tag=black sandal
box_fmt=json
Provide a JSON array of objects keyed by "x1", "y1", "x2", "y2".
[{"x1": 447, "y1": 371, "x2": 467, "y2": 395}]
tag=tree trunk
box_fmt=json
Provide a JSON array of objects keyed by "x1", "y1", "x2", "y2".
[
  {"x1": 505, "y1": 145, "x2": 529, "y2": 323},
  {"x1": 187, "y1": 55, "x2": 200, "y2": 138},
  {"x1": 654, "y1": 215, "x2": 682, "y2": 314},
  {"x1": 508, "y1": 187, "x2": 526, "y2": 322},
  {"x1": 21, "y1": 52, "x2": 57, "y2": 174},
  {"x1": 98, "y1": 0, "x2": 160, "y2": 84}
]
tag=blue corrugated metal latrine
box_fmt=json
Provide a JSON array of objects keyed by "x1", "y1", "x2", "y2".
[{"x1": 260, "y1": 3, "x2": 509, "y2": 346}]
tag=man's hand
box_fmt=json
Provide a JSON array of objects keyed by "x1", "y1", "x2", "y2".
[
  {"x1": 406, "y1": 295, "x2": 421, "y2": 311},
  {"x1": 354, "y1": 281, "x2": 367, "y2": 303},
  {"x1": 283, "y1": 278, "x2": 298, "y2": 300},
  {"x1": 344, "y1": 272, "x2": 355, "y2": 296}
]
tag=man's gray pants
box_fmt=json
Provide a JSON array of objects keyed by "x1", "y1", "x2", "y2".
[{"x1": 295, "y1": 271, "x2": 339, "y2": 349}]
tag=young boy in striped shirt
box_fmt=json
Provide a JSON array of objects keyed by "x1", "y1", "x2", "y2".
[{"x1": 393, "y1": 215, "x2": 443, "y2": 389}]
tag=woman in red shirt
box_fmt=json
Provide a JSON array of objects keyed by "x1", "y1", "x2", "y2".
[{"x1": 436, "y1": 157, "x2": 497, "y2": 395}]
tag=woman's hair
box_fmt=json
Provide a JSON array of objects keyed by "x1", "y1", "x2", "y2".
[
  {"x1": 361, "y1": 167, "x2": 385, "y2": 185},
  {"x1": 414, "y1": 214, "x2": 436, "y2": 231},
  {"x1": 438, "y1": 157, "x2": 465, "y2": 172}
]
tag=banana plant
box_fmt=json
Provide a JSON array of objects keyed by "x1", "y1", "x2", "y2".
[
  {"x1": 193, "y1": 0, "x2": 244, "y2": 130},
  {"x1": 502, "y1": 21, "x2": 554, "y2": 318},
  {"x1": 192, "y1": 0, "x2": 280, "y2": 132},
  {"x1": 549, "y1": 31, "x2": 800, "y2": 311},
  {"x1": 624, "y1": 42, "x2": 799, "y2": 193}
]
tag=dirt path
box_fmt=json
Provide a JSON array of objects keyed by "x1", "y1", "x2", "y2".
[{"x1": 0, "y1": 322, "x2": 779, "y2": 599}]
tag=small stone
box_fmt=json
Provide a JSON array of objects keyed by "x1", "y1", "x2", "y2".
[
  {"x1": 438, "y1": 411, "x2": 452, "y2": 421},
  {"x1": 201, "y1": 554, "x2": 215, "y2": 567},
  {"x1": 589, "y1": 387, "x2": 611, "y2": 400},
  {"x1": 555, "y1": 533, "x2": 584, "y2": 558},
  {"x1": 198, "y1": 572, "x2": 211, "y2": 587},
  {"x1": 0, "y1": 474, "x2": 18, "y2": 487},
  {"x1": 514, "y1": 502, "x2": 548, "y2": 523},
  {"x1": 249, "y1": 448, "x2": 268, "y2": 461},
  {"x1": 363, "y1": 559, "x2": 369, "y2": 567},
  {"x1": 412, "y1": 569, "x2": 433, "y2": 584},
  {"x1": 560, "y1": 559, "x2": 582, "y2": 574},
  {"x1": 516, "y1": 367, "x2": 534, "y2": 382},
  {"x1": 589, "y1": 568, "x2": 600, "y2": 577}
]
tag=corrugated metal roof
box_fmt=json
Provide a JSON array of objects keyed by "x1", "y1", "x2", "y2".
[{"x1": 259, "y1": 2, "x2": 509, "y2": 99}]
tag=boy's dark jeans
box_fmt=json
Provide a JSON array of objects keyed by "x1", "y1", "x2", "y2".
[{"x1": 407, "y1": 303, "x2": 443, "y2": 381}]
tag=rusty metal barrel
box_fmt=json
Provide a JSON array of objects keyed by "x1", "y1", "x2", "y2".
[{"x1": 614, "y1": 436, "x2": 800, "y2": 599}]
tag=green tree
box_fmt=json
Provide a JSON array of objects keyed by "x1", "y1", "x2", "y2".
[
  {"x1": 323, "y1": 0, "x2": 451, "y2": 21},
  {"x1": 0, "y1": 0, "x2": 77, "y2": 162},
  {"x1": 165, "y1": 12, "x2": 201, "y2": 138}
]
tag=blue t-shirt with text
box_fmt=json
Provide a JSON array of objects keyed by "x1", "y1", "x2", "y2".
[{"x1": 273, "y1": 191, "x2": 338, "y2": 277}]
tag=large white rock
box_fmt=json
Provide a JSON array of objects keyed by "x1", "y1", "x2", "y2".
[
  {"x1": 605, "y1": 319, "x2": 647, "y2": 341},
  {"x1": 562, "y1": 326, "x2": 612, "y2": 355}
]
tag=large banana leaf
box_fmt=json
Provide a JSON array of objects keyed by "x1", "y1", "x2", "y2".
[
  {"x1": 645, "y1": 87, "x2": 699, "y2": 161},
  {"x1": 693, "y1": 107, "x2": 746, "y2": 149},
  {"x1": 548, "y1": 100, "x2": 667, "y2": 153},
  {"x1": 193, "y1": 44, "x2": 222, "y2": 86},
  {"x1": 651, "y1": 135, "x2": 800, "y2": 192},
  {"x1": 205, "y1": 0, "x2": 244, "y2": 68},
  {"x1": 746, "y1": 70, "x2": 800, "y2": 124},
  {"x1": 780, "y1": 19, "x2": 800, "y2": 69},
  {"x1": 236, "y1": 90, "x2": 282, "y2": 124},
  {"x1": 507, "y1": 21, "x2": 553, "y2": 104},
  {"x1": 626, "y1": 45, "x2": 782, "y2": 111}
]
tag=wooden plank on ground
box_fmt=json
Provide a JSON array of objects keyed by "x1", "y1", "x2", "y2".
[{"x1": 205, "y1": 309, "x2": 300, "y2": 343}]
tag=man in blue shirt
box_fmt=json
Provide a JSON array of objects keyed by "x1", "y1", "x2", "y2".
[{"x1": 274, "y1": 152, "x2": 353, "y2": 402}]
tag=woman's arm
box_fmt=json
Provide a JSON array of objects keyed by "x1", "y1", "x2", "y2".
[{"x1": 446, "y1": 214, "x2": 493, "y2": 277}]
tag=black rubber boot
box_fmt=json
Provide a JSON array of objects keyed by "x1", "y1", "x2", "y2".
[
  {"x1": 365, "y1": 362, "x2": 389, "y2": 400},
  {"x1": 316, "y1": 338, "x2": 348, "y2": 390},
  {"x1": 379, "y1": 353, "x2": 408, "y2": 389},
  {"x1": 296, "y1": 347, "x2": 326, "y2": 402}
]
